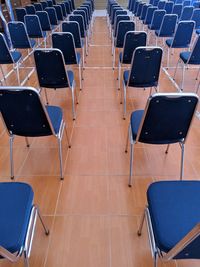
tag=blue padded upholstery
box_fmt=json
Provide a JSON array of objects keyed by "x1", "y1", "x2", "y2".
[
  {"x1": 0, "y1": 182, "x2": 33, "y2": 253},
  {"x1": 148, "y1": 181, "x2": 200, "y2": 258},
  {"x1": 46, "y1": 105, "x2": 62, "y2": 134},
  {"x1": 67, "y1": 70, "x2": 74, "y2": 87},
  {"x1": 130, "y1": 110, "x2": 144, "y2": 140},
  {"x1": 11, "y1": 51, "x2": 22, "y2": 63},
  {"x1": 123, "y1": 70, "x2": 129, "y2": 85},
  {"x1": 179, "y1": 35, "x2": 200, "y2": 65},
  {"x1": 76, "y1": 52, "x2": 81, "y2": 64}
]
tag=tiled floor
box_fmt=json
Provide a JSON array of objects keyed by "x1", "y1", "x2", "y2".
[{"x1": 0, "y1": 15, "x2": 200, "y2": 267}]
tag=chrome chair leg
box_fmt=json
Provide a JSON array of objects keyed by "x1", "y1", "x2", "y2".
[
  {"x1": 173, "y1": 59, "x2": 179, "y2": 80},
  {"x1": 44, "y1": 88, "x2": 49, "y2": 105},
  {"x1": 180, "y1": 142, "x2": 184, "y2": 180},
  {"x1": 24, "y1": 251, "x2": 29, "y2": 267},
  {"x1": 25, "y1": 137, "x2": 30, "y2": 147},
  {"x1": 71, "y1": 85, "x2": 76, "y2": 120},
  {"x1": 36, "y1": 206, "x2": 49, "y2": 235},
  {"x1": 112, "y1": 48, "x2": 115, "y2": 70},
  {"x1": 137, "y1": 210, "x2": 145, "y2": 236},
  {"x1": 0, "y1": 65, "x2": 7, "y2": 85},
  {"x1": 125, "y1": 125, "x2": 130, "y2": 153},
  {"x1": 9, "y1": 135, "x2": 14, "y2": 180},
  {"x1": 128, "y1": 142, "x2": 135, "y2": 187},
  {"x1": 123, "y1": 82, "x2": 127, "y2": 120},
  {"x1": 57, "y1": 137, "x2": 64, "y2": 180},
  {"x1": 15, "y1": 63, "x2": 20, "y2": 85},
  {"x1": 79, "y1": 63, "x2": 82, "y2": 90},
  {"x1": 165, "y1": 144, "x2": 170, "y2": 154},
  {"x1": 64, "y1": 125, "x2": 71, "y2": 148},
  {"x1": 181, "y1": 64, "x2": 186, "y2": 91},
  {"x1": 154, "y1": 252, "x2": 158, "y2": 267},
  {"x1": 118, "y1": 61, "x2": 121, "y2": 90}
]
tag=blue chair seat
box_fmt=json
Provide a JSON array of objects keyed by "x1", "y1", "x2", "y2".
[
  {"x1": 0, "y1": 182, "x2": 33, "y2": 253},
  {"x1": 130, "y1": 110, "x2": 144, "y2": 140},
  {"x1": 196, "y1": 29, "x2": 200, "y2": 34},
  {"x1": 76, "y1": 52, "x2": 81, "y2": 64},
  {"x1": 180, "y1": 51, "x2": 200, "y2": 65},
  {"x1": 11, "y1": 51, "x2": 22, "y2": 63},
  {"x1": 123, "y1": 70, "x2": 129, "y2": 85},
  {"x1": 148, "y1": 181, "x2": 200, "y2": 254},
  {"x1": 155, "y1": 30, "x2": 172, "y2": 37},
  {"x1": 119, "y1": 52, "x2": 123, "y2": 62},
  {"x1": 46, "y1": 105, "x2": 62, "y2": 134},
  {"x1": 67, "y1": 70, "x2": 74, "y2": 87},
  {"x1": 30, "y1": 39, "x2": 36, "y2": 48},
  {"x1": 166, "y1": 38, "x2": 190, "y2": 48},
  {"x1": 166, "y1": 38, "x2": 173, "y2": 47}
]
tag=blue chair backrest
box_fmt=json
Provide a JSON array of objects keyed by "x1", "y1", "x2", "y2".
[
  {"x1": 133, "y1": 1, "x2": 139, "y2": 14},
  {"x1": 62, "y1": 21, "x2": 82, "y2": 48},
  {"x1": 158, "y1": 1, "x2": 166, "y2": 9},
  {"x1": 128, "y1": 47, "x2": 163, "y2": 88},
  {"x1": 34, "y1": 49, "x2": 70, "y2": 89},
  {"x1": 36, "y1": 11, "x2": 51, "y2": 31},
  {"x1": 180, "y1": 6, "x2": 193, "y2": 20},
  {"x1": 144, "y1": 6, "x2": 157, "y2": 25},
  {"x1": 52, "y1": 32, "x2": 77, "y2": 64},
  {"x1": 0, "y1": 33, "x2": 14, "y2": 64},
  {"x1": 47, "y1": 0, "x2": 53, "y2": 7},
  {"x1": 58, "y1": 3, "x2": 67, "y2": 17},
  {"x1": 164, "y1": 1, "x2": 174, "y2": 13},
  {"x1": 15, "y1": 8, "x2": 27, "y2": 22},
  {"x1": 187, "y1": 35, "x2": 200, "y2": 64},
  {"x1": 80, "y1": 4, "x2": 91, "y2": 20},
  {"x1": 8, "y1": 22, "x2": 32, "y2": 49},
  {"x1": 73, "y1": 10, "x2": 87, "y2": 30},
  {"x1": 45, "y1": 7, "x2": 58, "y2": 25},
  {"x1": 140, "y1": 4, "x2": 151, "y2": 20},
  {"x1": 193, "y1": 1, "x2": 200, "y2": 8},
  {"x1": 136, "y1": 2, "x2": 145, "y2": 17},
  {"x1": 158, "y1": 14, "x2": 178, "y2": 37},
  {"x1": 122, "y1": 31, "x2": 147, "y2": 64},
  {"x1": 70, "y1": 0, "x2": 75, "y2": 10},
  {"x1": 63, "y1": 1, "x2": 71, "y2": 14},
  {"x1": 40, "y1": 1, "x2": 48, "y2": 10},
  {"x1": 149, "y1": 0, "x2": 154, "y2": 4},
  {"x1": 191, "y1": 8, "x2": 200, "y2": 29},
  {"x1": 130, "y1": 0, "x2": 136, "y2": 11},
  {"x1": 137, "y1": 93, "x2": 198, "y2": 144},
  {"x1": 33, "y1": 3, "x2": 43, "y2": 11},
  {"x1": 111, "y1": 7, "x2": 122, "y2": 25},
  {"x1": 53, "y1": 5, "x2": 64, "y2": 21},
  {"x1": 172, "y1": 4, "x2": 183, "y2": 18},
  {"x1": 170, "y1": 20, "x2": 195, "y2": 47},
  {"x1": 69, "y1": 15, "x2": 85, "y2": 38},
  {"x1": 68, "y1": 0, "x2": 74, "y2": 11},
  {"x1": 0, "y1": 87, "x2": 54, "y2": 137},
  {"x1": 25, "y1": 15, "x2": 43, "y2": 38},
  {"x1": 116, "y1": 21, "x2": 135, "y2": 47},
  {"x1": 183, "y1": 0, "x2": 191, "y2": 6},
  {"x1": 25, "y1": 5, "x2": 36, "y2": 14},
  {"x1": 114, "y1": 15, "x2": 130, "y2": 37},
  {"x1": 153, "y1": 0, "x2": 160, "y2": 6},
  {"x1": 176, "y1": 0, "x2": 183, "y2": 3},
  {"x1": 149, "y1": 9, "x2": 166, "y2": 30}
]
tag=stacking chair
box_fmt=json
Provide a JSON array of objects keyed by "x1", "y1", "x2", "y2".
[
  {"x1": 0, "y1": 181, "x2": 49, "y2": 266},
  {"x1": 110, "y1": 7, "x2": 123, "y2": 34},
  {"x1": 15, "y1": 8, "x2": 27, "y2": 22},
  {"x1": 164, "y1": 1, "x2": 173, "y2": 13},
  {"x1": 33, "y1": 2, "x2": 43, "y2": 11},
  {"x1": 125, "y1": 92, "x2": 198, "y2": 186},
  {"x1": 122, "y1": 47, "x2": 163, "y2": 118},
  {"x1": 112, "y1": 15, "x2": 130, "y2": 51},
  {"x1": 179, "y1": 6, "x2": 193, "y2": 20},
  {"x1": 40, "y1": 1, "x2": 48, "y2": 10},
  {"x1": 47, "y1": 0, "x2": 53, "y2": 7},
  {"x1": 8, "y1": 21, "x2": 36, "y2": 51},
  {"x1": 36, "y1": 10, "x2": 52, "y2": 36},
  {"x1": 157, "y1": 1, "x2": 166, "y2": 9},
  {"x1": 172, "y1": 4, "x2": 183, "y2": 19},
  {"x1": 155, "y1": 14, "x2": 178, "y2": 45},
  {"x1": 25, "y1": 5, "x2": 36, "y2": 14},
  {"x1": 53, "y1": 5, "x2": 64, "y2": 21},
  {"x1": 143, "y1": 6, "x2": 157, "y2": 28},
  {"x1": 148, "y1": 9, "x2": 166, "y2": 43},
  {"x1": 25, "y1": 15, "x2": 47, "y2": 47},
  {"x1": 191, "y1": 8, "x2": 200, "y2": 30},
  {"x1": 73, "y1": 10, "x2": 88, "y2": 37},
  {"x1": 0, "y1": 33, "x2": 22, "y2": 85},
  {"x1": 62, "y1": 21, "x2": 85, "y2": 66},
  {"x1": 45, "y1": 7, "x2": 59, "y2": 30},
  {"x1": 112, "y1": 20, "x2": 135, "y2": 69},
  {"x1": 0, "y1": 86, "x2": 71, "y2": 180},
  {"x1": 139, "y1": 4, "x2": 151, "y2": 28},
  {"x1": 34, "y1": 49, "x2": 77, "y2": 120},
  {"x1": 52, "y1": 32, "x2": 83, "y2": 89},
  {"x1": 58, "y1": 3, "x2": 67, "y2": 18},
  {"x1": 63, "y1": 1, "x2": 72, "y2": 14},
  {"x1": 118, "y1": 31, "x2": 147, "y2": 89},
  {"x1": 153, "y1": 0, "x2": 159, "y2": 6},
  {"x1": 183, "y1": 0, "x2": 191, "y2": 6},
  {"x1": 193, "y1": 1, "x2": 200, "y2": 8},
  {"x1": 138, "y1": 180, "x2": 200, "y2": 267},
  {"x1": 165, "y1": 20, "x2": 195, "y2": 67},
  {"x1": 69, "y1": 14, "x2": 88, "y2": 55}
]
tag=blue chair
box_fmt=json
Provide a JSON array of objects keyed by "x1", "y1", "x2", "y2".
[
  {"x1": 172, "y1": 4, "x2": 183, "y2": 19},
  {"x1": 45, "y1": 7, "x2": 59, "y2": 29},
  {"x1": 164, "y1": 1, "x2": 174, "y2": 13},
  {"x1": 24, "y1": 15, "x2": 46, "y2": 47},
  {"x1": 15, "y1": 8, "x2": 27, "y2": 22},
  {"x1": 193, "y1": 1, "x2": 200, "y2": 8},
  {"x1": 25, "y1": 5, "x2": 36, "y2": 14},
  {"x1": 143, "y1": 6, "x2": 157, "y2": 27},
  {"x1": 40, "y1": 1, "x2": 48, "y2": 10},
  {"x1": 122, "y1": 46, "x2": 163, "y2": 118},
  {"x1": 179, "y1": 6, "x2": 193, "y2": 20},
  {"x1": 8, "y1": 21, "x2": 36, "y2": 50},
  {"x1": 58, "y1": 3, "x2": 67, "y2": 18},
  {"x1": 110, "y1": 7, "x2": 124, "y2": 31},
  {"x1": 73, "y1": 10, "x2": 88, "y2": 35},
  {"x1": 52, "y1": 32, "x2": 83, "y2": 89},
  {"x1": 157, "y1": 1, "x2": 166, "y2": 9},
  {"x1": 47, "y1": 0, "x2": 53, "y2": 7},
  {"x1": 148, "y1": 9, "x2": 166, "y2": 43},
  {"x1": 36, "y1": 10, "x2": 52, "y2": 34},
  {"x1": 0, "y1": 33, "x2": 22, "y2": 85},
  {"x1": 174, "y1": 35, "x2": 200, "y2": 90},
  {"x1": 153, "y1": 0, "x2": 160, "y2": 6},
  {"x1": 191, "y1": 8, "x2": 200, "y2": 29},
  {"x1": 138, "y1": 180, "x2": 200, "y2": 266},
  {"x1": 165, "y1": 20, "x2": 195, "y2": 67},
  {"x1": 0, "y1": 182, "x2": 49, "y2": 266},
  {"x1": 0, "y1": 86, "x2": 71, "y2": 179},
  {"x1": 118, "y1": 31, "x2": 147, "y2": 89},
  {"x1": 53, "y1": 5, "x2": 64, "y2": 21},
  {"x1": 63, "y1": 1, "x2": 72, "y2": 14},
  {"x1": 34, "y1": 49, "x2": 77, "y2": 120},
  {"x1": 112, "y1": 20, "x2": 135, "y2": 68},
  {"x1": 125, "y1": 93, "x2": 198, "y2": 186},
  {"x1": 140, "y1": 4, "x2": 151, "y2": 22},
  {"x1": 155, "y1": 14, "x2": 178, "y2": 46},
  {"x1": 33, "y1": 2, "x2": 43, "y2": 11},
  {"x1": 183, "y1": 0, "x2": 192, "y2": 6},
  {"x1": 112, "y1": 15, "x2": 130, "y2": 46}
]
